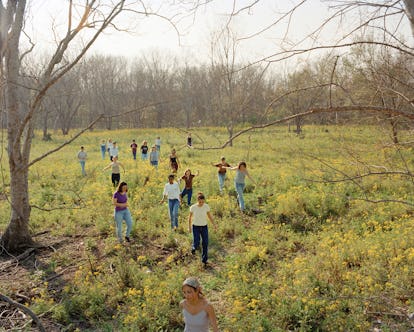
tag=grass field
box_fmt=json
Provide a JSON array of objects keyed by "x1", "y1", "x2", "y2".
[{"x1": 1, "y1": 125, "x2": 414, "y2": 331}]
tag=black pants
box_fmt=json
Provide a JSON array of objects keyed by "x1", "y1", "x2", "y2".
[{"x1": 112, "y1": 173, "x2": 120, "y2": 187}]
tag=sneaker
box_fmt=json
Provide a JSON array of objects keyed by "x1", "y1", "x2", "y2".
[
  {"x1": 125, "y1": 236, "x2": 130, "y2": 242},
  {"x1": 191, "y1": 248, "x2": 196, "y2": 255}
]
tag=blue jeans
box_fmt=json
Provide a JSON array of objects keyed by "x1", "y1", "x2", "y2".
[
  {"x1": 79, "y1": 161, "x2": 86, "y2": 176},
  {"x1": 181, "y1": 188, "x2": 193, "y2": 205},
  {"x1": 192, "y1": 225, "x2": 209, "y2": 263},
  {"x1": 168, "y1": 199, "x2": 179, "y2": 229},
  {"x1": 114, "y1": 208, "x2": 132, "y2": 242},
  {"x1": 235, "y1": 182, "x2": 245, "y2": 211},
  {"x1": 150, "y1": 160, "x2": 158, "y2": 169},
  {"x1": 141, "y1": 153, "x2": 148, "y2": 160},
  {"x1": 100, "y1": 146, "x2": 106, "y2": 159},
  {"x1": 218, "y1": 173, "x2": 226, "y2": 192},
  {"x1": 132, "y1": 150, "x2": 137, "y2": 160}
]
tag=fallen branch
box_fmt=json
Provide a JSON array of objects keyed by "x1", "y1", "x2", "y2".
[
  {"x1": 0, "y1": 248, "x2": 35, "y2": 272},
  {"x1": 193, "y1": 105, "x2": 414, "y2": 150},
  {"x1": 0, "y1": 293, "x2": 46, "y2": 332}
]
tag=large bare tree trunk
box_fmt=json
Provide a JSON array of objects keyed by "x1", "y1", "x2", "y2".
[
  {"x1": 1, "y1": 0, "x2": 34, "y2": 251},
  {"x1": 1, "y1": 167, "x2": 33, "y2": 251}
]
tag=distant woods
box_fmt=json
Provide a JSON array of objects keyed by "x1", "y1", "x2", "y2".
[{"x1": 19, "y1": 45, "x2": 410, "y2": 139}]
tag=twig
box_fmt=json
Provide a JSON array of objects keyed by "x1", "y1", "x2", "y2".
[
  {"x1": 0, "y1": 293, "x2": 46, "y2": 332},
  {"x1": 0, "y1": 248, "x2": 35, "y2": 272}
]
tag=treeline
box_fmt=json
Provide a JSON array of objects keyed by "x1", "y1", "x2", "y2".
[{"x1": 19, "y1": 43, "x2": 414, "y2": 139}]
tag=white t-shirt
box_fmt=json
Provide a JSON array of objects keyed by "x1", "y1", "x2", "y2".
[
  {"x1": 189, "y1": 203, "x2": 210, "y2": 226},
  {"x1": 163, "y1": 182, "x2": 180, "y2": 200}
]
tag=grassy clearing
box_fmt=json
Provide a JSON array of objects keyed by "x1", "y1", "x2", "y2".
[{"x1": 1, "y1": 125, "x2": 414, "y2": 331}]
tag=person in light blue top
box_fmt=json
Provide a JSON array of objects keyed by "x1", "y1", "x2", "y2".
[
  {"x1": 226, "y1": 161, "x2": 256, "y2": 212},
  {"x1": 180, "y1": 277, "x2": 219, "y2": 332},
  {"x1": 77, "y1": 146, "x2": 87, "y2": 176},
  {"x1": 109, "y1": 141, "x2": 119, "y2": 161},
  {"x1": 100, "y1": 139, "x2": 106, "y2": 159},
  {"x1": 155, "y1": 136, "x2": 161, "y2": 153},
  {"x1": 149, "y1": 145, "x2": 160, "y2": 169}
]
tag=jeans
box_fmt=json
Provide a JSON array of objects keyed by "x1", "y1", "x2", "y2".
[
  {"x1": 141, "y1": 153, "x2": 148, "y2": 160},
  {"x1": 114, "y1": 208, "x2": 132, "y2": 242},
  {"x1": 100, "y1": 146, "x2": 106, "y2": 159},
  {"x1": 150, "y1": 160, "x2": 158, "y2": 169},
  {"x1": 132, "y1": 151, "x2": 137, "y2": 160},
  {"x1": 192, "y1": 225, "x2": 209, "y2": 263},
  {"x1": 181, "y1": 188, "x2": 193, "y2": 205},
  {"x1": 79, "y1": 161, "x2": 86, "y2": 176},
  {"x1": 218, "y1": 173, "x2": 226, "y2": 192},
  {"x1": 235, "y1": 182, "x2": 245, "y2": 211},
  {"x1": 168, "y1": 199, "x2": 179, "y2": 229}
]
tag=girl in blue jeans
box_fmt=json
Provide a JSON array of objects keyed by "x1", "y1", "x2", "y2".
[
  {"x1": 113, "y1": 182, "x2": 133, "y2": 243},
  {"x1": 226, "y1": 161, "x2": 256, "y2": 212},
  {"x1": 188, "y1": 193, "x2": 217, "y2": 266},
  {"x1": 180, "y1": 169, "x2": 199, "y2": 206},
  {"x1": 161, "y1": 174, "x2": 181, "y2": 230}
]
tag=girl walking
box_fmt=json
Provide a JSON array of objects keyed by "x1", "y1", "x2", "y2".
[
  {"x1": 160, "y1": 174, "x2": 181, "y2": 231},
  {"x1": 149, "y1": 145, "x2": 160, "y2": 169},
  {"x1": 226, "y1": 161, "x2": 256, "y2": 212},
  {"x1": 169, "y1": 148, "x2": 180, "y2": 173},
  {"x1": 213, "y1": 156, "x2": 231, "y2": 193},
  {"x1": 112, "y1": 182, "x2": 133, "y2": 243},
  {"x1": 141, "y1": 140, "x2": 149, "y2": 160},
  {"x1": 103, "y1": 156, "x2": 125, "y2": 187},
  {"x1": 100, "y1": 139, "x2": 107, "y2": 159},
  {"x1": 180, "y1": 169, "x2": 199, "y2": 206},
  {"x1": 180, "y1": 277, "x2": 219, "y2": 332},
  {"x1": 188, "y1": 193, "x2": 217, "y2": 266},
  {"x1": 77, "y1": 146, "x2": 87, "y2": 176}
]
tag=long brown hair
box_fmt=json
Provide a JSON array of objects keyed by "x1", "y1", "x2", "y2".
[{"x1": 116, "y1": 182, "x2": 128, "y2": 193}]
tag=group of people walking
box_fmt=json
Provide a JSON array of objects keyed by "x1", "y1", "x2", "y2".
[
  {"x1": 78, "y1": 137, "x2": 163, "y2": 187},
  {"x1": 79, "y1": 136, "x2": 257, "y2": 332},
  {"x1": 78, "y1": 137, "x2": 255, "y2": 263}
]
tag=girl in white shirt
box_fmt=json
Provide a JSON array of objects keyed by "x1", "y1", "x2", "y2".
[{"x1": 188, "y1": 193, "x2": 217, "y2": 266}]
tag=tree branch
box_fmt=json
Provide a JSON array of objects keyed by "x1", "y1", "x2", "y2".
[{"x1": 0, "y1": 293, "x2": 46, "y2": 332}]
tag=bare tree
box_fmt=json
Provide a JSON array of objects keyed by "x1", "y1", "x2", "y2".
[
  {"x1": 209, "y1": 26, "x2": 270, "y2": 145},
  {"x1": 0, "y1": 0, "x2": 208, "y2": 252}
]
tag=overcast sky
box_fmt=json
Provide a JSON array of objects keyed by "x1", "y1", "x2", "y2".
[{"x1": 26, "y1": 0, "x2": 411, "y2": 66}]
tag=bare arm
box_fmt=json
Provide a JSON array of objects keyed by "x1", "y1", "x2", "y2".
[
  {"x1": 245, "y1": 170, "x2": 256, "y2": 185},
  {"x1": 118, "y1": 162, "x2": 126, "y2": 173},
  {"x1": 102, "y1": 163, "x2": 112, "y2": 171},
  {"x1": 160, "y1": 195, "x2": 167, "y2": 203},
  {"x1": 160, "y1": 191, "x2": 167, "y2": 203},
  {"x1": 207, "y1": 211, "x2": 217, "y2": 230},
  {"x1": 188, "y1": 211, "x2": 193, "y2": 233},
  {"x1": 160, "y1": 185, "x2": 168, "y2": 203},
  {"x1": 206, "y1": 303, "x2": 219, "y2": 332}
]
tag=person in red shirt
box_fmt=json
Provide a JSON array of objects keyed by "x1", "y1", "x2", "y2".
[
  {"x1": 180, "y1": 168, "x2": 199, "y2": 206},
  {"x1": 213, "y1": 156, "x2": 231, "y2": 193}
]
